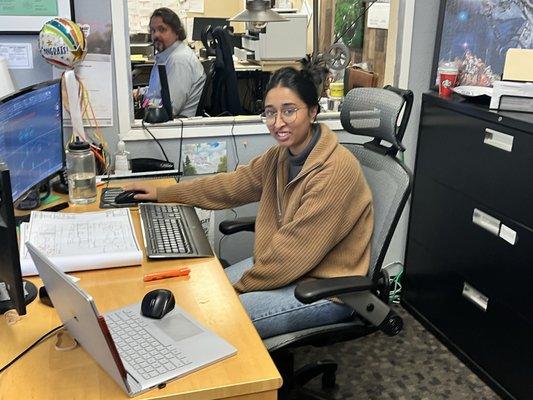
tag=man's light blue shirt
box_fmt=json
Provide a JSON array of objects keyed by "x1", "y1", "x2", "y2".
[{"x1": 146, "y1": 41, "x2": 206, "y2": 117}]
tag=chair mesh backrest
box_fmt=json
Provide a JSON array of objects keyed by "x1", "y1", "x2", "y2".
[
  {"x1": 343, "y1": 143, "x2": 411, "y2": 280},
  {"x1": 341, "y1": 88, "x2": 405, "y2": 151}
]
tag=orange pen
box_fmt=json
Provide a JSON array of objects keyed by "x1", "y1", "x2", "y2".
[{"x1": 143, "y1": 267, "x2": 191, "y2": 282}]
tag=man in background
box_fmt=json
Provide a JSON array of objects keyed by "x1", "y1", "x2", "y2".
[{"x1": 137, "y1": 7, "x2": 206, "y2": 118}]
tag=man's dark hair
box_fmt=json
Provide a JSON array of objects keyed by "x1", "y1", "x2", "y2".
[{"x1": 150, "y1": 7, "x2": 187, "y2": 41}]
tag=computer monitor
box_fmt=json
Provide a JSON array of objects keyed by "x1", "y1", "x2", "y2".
[
  {"x1": 192, "y1": 17, "x2": 228, "y2": 41},
  {"x1": 0, "y1": 80, "x2": 64, "y2": 204},
  {"x1": 0, "y1": 166, "x2": 37, "y2": 316}
]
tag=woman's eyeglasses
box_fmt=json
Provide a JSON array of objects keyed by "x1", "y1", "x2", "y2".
[{"x1": 260, "y1": 107, "x2": 304, "y2": 126}]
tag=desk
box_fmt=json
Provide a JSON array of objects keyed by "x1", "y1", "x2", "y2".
[{"x1": 0, "y1": 180, "x2": 282, "y2": 399}]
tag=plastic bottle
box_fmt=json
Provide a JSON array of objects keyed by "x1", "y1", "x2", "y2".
[
  {"x1": 114, "y1": 140, "x2": 131, "y2": 175},
  {"x1": 326, "y1": 69, "x2": 344, "y2": 111},
  {"x1": 66, "y1": 137, "x2": 97, "y2": 204}
]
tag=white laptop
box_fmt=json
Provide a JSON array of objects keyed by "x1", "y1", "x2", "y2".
[{"x1": 26, "y1": 242, "x2": 236, "y2": 397}]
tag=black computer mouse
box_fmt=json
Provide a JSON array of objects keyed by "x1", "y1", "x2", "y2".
[
  {"x1": 114, "y1": 190, "x2": 144, "y2": 204},
  {"x1": 141, "y1": 289, "x2": 175, "y2": 319}
]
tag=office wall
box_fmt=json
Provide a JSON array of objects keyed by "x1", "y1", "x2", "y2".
[
  {"x1": 382, "y1": 0, "x2": 440, "y2": 267},
  {"x1": 0, "y1": 0, "x2": 120, "y2": 154},
  {"x1": 0, "y1": 35, "x2": 52, "y2": 89},
  {"x1": 128, "y1": 0, "x2": 244, "y2": 34}
]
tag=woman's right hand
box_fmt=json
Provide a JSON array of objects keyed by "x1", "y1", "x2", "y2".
[{"x1": 122, "y1": 183, "x2": 158, "y2": 201}]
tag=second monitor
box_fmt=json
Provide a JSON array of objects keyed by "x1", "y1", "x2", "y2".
[{"x1": 192, "y1": 17, "x2": 228, "y2": 41}]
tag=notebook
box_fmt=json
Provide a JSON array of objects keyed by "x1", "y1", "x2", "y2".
[{"x1": 26, "y1": 243, "x2": 236, "y2": 397}]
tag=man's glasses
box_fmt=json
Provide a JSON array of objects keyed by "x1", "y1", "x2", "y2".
[{"x1": 260, "y1": 107, "x2": 304, "y2": 126}]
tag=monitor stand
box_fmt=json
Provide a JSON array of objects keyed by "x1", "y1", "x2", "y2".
[
  {"x1": 0, "y1": 280, "x2": 38, "y2": 314},
  {"x1": 16, "y1": 188, "x2": 41, "y2": 210},
  {"x1": 52, "y1": 169, "x2": 69, "y2": 194}
]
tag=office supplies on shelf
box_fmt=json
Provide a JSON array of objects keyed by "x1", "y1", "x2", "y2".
[
  {"x1": 489, "y1": 80, "x2": 533, "y2": 112},
  {"x1": 19, "y1": 208, "x2": 142, "y2": 276},
  {"x1": 26, "y1": 243, "x2": 236, "y2": 397},
  {"x1": 143, "y1": 267, "x2": 191, "y2": 282},
  {"x1": 139, "y1": 203, "x2": 214, "y2": 259},
  {"x1": 452, "y1": 85, "x2": 493, "y2": 98}
]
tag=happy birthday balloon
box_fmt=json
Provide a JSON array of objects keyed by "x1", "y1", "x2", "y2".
[{"x1": 39, "y1": 18, "x2": 87, "y2": 69}]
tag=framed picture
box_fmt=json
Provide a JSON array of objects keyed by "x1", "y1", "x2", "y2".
[
  {"x1": 0, "y1": 0, "x2": 74, "y2": 34},
  {"x1": 431, "y1": 0, "x2": 533, "y2": 87}
]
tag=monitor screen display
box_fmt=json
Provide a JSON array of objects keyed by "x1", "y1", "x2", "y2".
[
  {"x1": 192, "y1": 17, "x2": 227, "y2": 41},
  {"x1": 0, "y1": 80, "x2": 63, "y2": 202}
]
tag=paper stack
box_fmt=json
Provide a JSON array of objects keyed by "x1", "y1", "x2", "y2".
[{"x1": 20, "y1": 208, "x2": 143, "y2": 276}]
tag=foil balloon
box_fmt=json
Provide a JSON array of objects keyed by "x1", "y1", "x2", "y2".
[{"x1": 39, "y1": 18, "x2": 87, "y2": 69}]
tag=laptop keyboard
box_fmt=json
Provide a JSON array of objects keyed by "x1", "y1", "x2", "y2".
[
  {"x1": 106, "y1": 308, "x2": 191, "y2": 379},
  {"x1": 140, "y1": 204, "x2": 193, "y2": 255}
]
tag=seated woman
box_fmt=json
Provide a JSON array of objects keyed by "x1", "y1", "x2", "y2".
[{"x1": 125, "y1": 61, "x2": 373, "y2": 339}]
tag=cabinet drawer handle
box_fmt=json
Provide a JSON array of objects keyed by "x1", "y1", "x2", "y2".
[
  {"x1": 484, "y1": 128, "x2": 514, "y2": 152},
  {"x1": 472, "y1": 208, "x2": 500, "y2": 236},
  {"x1": 462, "y1": 282, "x2": 488, "y2": 312}
]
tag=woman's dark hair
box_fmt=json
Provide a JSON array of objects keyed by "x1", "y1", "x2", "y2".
[
  {"x1": 264, "y1": 56, "x2": 329, "y2": 114},
  {"x1": 150, "y1": 7, "x2": 187, "y2": 41}
]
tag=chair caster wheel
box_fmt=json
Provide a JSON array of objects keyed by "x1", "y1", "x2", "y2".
[
  {"x1": 321, "y1": 371, "x2": 336, "y2": 389},
  {"x1": 381, "y1": 311, "x2": 403, "y2": 336}
]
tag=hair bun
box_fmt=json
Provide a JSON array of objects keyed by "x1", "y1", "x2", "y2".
[{"x1": 300, "y1": 55, "x2": 329, "y2": 96}]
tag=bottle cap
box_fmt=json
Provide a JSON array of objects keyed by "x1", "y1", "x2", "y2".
[
  {"x1": 117, "y1": 140, "x2": 126, "y2": 152},
  {"x1": 68, "y1": 137, "x2": 90, "y2": 151}
]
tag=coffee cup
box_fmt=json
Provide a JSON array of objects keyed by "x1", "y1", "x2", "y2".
[{"x1": 438, "y1": 63, "x2": 459, "y2": 97}]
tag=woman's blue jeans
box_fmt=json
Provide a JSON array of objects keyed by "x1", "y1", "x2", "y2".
[{"x1": 225, "y1": 257, "x2": 354, "y2": 339}]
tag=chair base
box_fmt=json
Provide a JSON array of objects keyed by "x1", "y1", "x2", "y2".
[{"x1": 273, "y1": 350, "x2": 338, "y2": 400}]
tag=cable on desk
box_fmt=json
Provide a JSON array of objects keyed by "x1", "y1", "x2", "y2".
[
  {"x1": 142, "y1": 119, "x2": 170, "y2": 162},
  {"x1": 0, "y1": 324, "x2": 64, "y2": 374}
]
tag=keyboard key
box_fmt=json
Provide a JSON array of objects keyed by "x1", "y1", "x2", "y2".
[{"x1": 107, "y1": 309, "x2": 190, "y2": 378}]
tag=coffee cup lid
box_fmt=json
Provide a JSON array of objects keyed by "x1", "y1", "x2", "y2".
[{"x1": 438, "y1": 62, "x2": 458, "y2": 73}]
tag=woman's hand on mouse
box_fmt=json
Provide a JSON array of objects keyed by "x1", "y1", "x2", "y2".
[{"x1": 122, "y1": 183, "x2": 158, "y2": 201}]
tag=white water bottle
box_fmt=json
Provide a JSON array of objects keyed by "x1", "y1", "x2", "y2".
[{"x1": 114, "y1": 140, "x2": 131, "y2": 175}]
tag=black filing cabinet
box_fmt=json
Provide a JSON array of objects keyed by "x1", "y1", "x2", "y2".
[{"x1": 404, "y1": 92, "x2": 533, "y2": 400}]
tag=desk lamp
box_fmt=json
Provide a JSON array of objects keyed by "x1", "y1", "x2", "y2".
[{"x1": 229, "y1": 0, "x2": 287, "y2": 32}]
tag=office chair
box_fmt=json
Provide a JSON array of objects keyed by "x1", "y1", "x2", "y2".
[
  {"x1": 210, "y1": 27, "x2": 242, "y2": 116},
  {"x1": 219, "y1": 86, "x2": 414, "y2": 398},
  {"x1": 196, "y1": 59, "x2": 214, "y2": 116},
  {"x1": 131, "y1": 63, "x2": 153, "y2": 88}
]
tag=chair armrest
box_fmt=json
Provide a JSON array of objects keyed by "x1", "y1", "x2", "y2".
[
  {"x1": 219, "y1": 216, "x2": 256, "y2": 235},
  {"x1": 295, "y1": 276, "x2": 374, "y2": 304}
]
